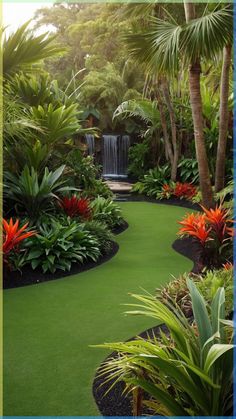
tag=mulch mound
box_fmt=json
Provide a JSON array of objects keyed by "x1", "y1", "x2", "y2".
[{"x1": 3, "y1": 241, "x2": 119, "y2": 289}]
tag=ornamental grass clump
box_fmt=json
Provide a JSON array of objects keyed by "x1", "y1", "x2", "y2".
[{"x1": 94, "y1": 281, "x2": 233, "y2": 416}]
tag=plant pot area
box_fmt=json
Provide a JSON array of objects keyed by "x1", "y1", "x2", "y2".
[{"x1": 3, "y1": 3, "x2": 233, "y2": 417}]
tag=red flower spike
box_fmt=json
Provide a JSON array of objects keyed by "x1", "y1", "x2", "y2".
[
  {"x1": 59, "y1": 195, "x2": 91, "y2": 219},
  {"x1": 201, "y1": 204, "x2": 233, "y2": 243},
  {"x1": 178, "y1": 213, "x2": 211, "y2": 246},
  {"x1": 3, "y1": 218, "x2": 36, "y2": 258}
]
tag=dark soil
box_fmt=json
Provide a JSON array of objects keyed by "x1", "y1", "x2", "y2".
[
  {"x1": 172, "y1": 236, "x2": 204, "y2": 274},
  {"x1": 121, "y1": 193, "x2": 200, "y2": 211},
  {"x1": 3, "y1": 241, "x2": 119, "y2": 289},
  {"x1": 4, "y1": 220, "x2": 129, "y2": 290},
  {"x1": 93, "y1": 323, "x2": 169, "y2": 417}
]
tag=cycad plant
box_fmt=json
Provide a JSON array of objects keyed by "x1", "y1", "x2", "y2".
[{"x1": 94, "y1": 280, "x2": 233, "y2": 416}]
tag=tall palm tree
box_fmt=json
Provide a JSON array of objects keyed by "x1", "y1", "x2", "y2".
[{"x1": 122, "y1": 3, "x2": 233, "y2": 207}]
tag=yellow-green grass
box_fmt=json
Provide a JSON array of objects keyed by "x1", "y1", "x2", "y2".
[{"x1": 4, "y1": 202, "x2": 192, "y2": 415}]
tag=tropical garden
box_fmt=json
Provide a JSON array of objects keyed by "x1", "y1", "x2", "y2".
[{"x1": 3, "y1": 2, "x2": 234, "y2": 417}]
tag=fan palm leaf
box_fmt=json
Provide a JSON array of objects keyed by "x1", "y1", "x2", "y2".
[{"x1": 123, "y1": 4, "x2": 233, "y2": 75}]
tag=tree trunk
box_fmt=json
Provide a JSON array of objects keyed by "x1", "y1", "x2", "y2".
[
  {"x1": 161, "y1": 78, "x2": 179, "y2": 181},
  {"x1": 156, "y1": 90, "x2": 174, "y2": 165},
  {"x1": 214, "y1": 44, "x2": 232, "y2": 192},
  {"x1": 184, "y1": 2, "x2": 214, "y2": 208}
]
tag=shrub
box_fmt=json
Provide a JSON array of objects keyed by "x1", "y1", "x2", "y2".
[
  {"x1": 159, "y1": 267, "x2": 233, "y2": 318},
  {"x1": 128, "y1": 142, "x2": 150, "y2": 179},
  {"x1": 4, "y1": 165, "x2": 74, "y2": 221},
  {"x1": 59, "y1": 195, "x2": 91, "y2": 219},
  {"x1": 132, "y1": 165, "x2": 171, "y2": 197},
  {"x1": 178, "y1": 157, "x2": 199, "y2": 184},
  {"x1": 66, "y1": 149, "x2": 112, "y2": 198},
  {"x1": 158, "y1": 181, "x2": 197, "y2": 200},
  {"x1": 90, "y1": 197, "x2": 123, "y2": 229},
  {"x1": 3, "y1": 218, "x2": 36, "y2": 265},
  {"x1": 94, "y1": 281, "x2": 233, "y2": 416},
  {"x1": 26, "y1": 218, "x2": 100, "y2": 273},
  {"x1": 178, "y1": 204, "x2": 233, "y2": 267},
  {"x1": 81, "y1": 220, "x2": 114, "y2": 253}
]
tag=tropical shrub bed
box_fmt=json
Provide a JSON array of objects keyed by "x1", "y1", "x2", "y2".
[{"x1": 3, "y1": 24, "x2": 125, "y2": 284}]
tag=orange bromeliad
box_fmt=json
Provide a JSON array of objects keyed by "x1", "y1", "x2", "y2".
[
  {"x1": 201, "y1": 204, "x2": 233, "y2": 243},
  {"x1": 3, "y1": 218, "x2": 36, "y2": 259},
  {"x1": 178, "y1": 213, "x2": 212, "y2": 246}
]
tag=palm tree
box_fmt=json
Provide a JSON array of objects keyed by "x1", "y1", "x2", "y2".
[
  {"x1": 214, "y1": 44, "x2": 232, "y2": 192},
  {"x1": 3, "y1": 21, "x2": 62, "y2": 78},
  {"x1": 122, "y1": 3, "x2": 233, "y2": 207}
]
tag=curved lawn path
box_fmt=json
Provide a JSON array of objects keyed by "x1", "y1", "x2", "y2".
[{"x1": 4, "y1": 202, "x2": 192, "y2": 416}]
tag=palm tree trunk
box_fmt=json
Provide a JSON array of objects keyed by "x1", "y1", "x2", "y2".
[
  {"x1": 215, "y1": 44, "x2": 232, "y2": 192},
  {"x1": 184, "y1": 2, "x2": 214, "y2": 208},
  {"x1": 156, "y1": 90, "x2": 174, "y2": 165},
  {"x1": 161, "y1": 79, "x2": 179, "y2": 181}
]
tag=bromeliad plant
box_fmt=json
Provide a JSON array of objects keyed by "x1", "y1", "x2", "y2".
[
  {"x1": 178, "y1": 204, "x2": 233, "y2": 267},
  {"x1": 3, "y1": 218, "x2": 36, "y2": 265},
  {"x1": 94, "y1": 281, "x2": 233, "y2": 416},
  {"x1": 158, "y1": 181, "x2": 197, "y2": 200},
  {"x1": 59, "y1": 195, "x2": 91, "y2": 219},
  {"x1": 4, "y1": 165, "x2": 75, "y2": 221}
]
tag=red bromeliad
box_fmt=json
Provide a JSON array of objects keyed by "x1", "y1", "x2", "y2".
[
  {"x1": 161, "y1": 182, "x2": 197, "y2": 200},
  {"x1": 59, "y1": 195, "x2": 91, "y2": 219},
  {"x1": 3, "y1": 218, "x2": 36, "y2": 259},
  {"x1": 174, "y1": 182, "x2": 197, "y2": 199}
]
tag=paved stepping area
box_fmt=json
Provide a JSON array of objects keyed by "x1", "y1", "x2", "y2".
[{"x1": 105, "y1": 180, "x2": 133, "y2": 193}]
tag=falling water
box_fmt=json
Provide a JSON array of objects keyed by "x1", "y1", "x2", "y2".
[
  {"x1": 118, "y1": 135, "x2": 130, "y2": 176},
  {"x1": 85, "y1": 134, "x2": 95, "y2": 155},
  {"x1": 102, "y1": 134, "x2": 130, "y2": 177}
]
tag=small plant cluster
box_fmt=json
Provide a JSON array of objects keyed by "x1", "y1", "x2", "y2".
[
  {"x1": 3, "y1": 194, "x2": 123, "y2": 275},
  {"x1": 158, "y1": 181, "x2": 197, "y2": 200},
  {"x1": 158, "y1": 266, "x2": 233, "y2": 318},
  {"x1": 132, "y1": 167, "x2": 197, "y2": 201},
  {"x1": 178, "y1": 204, "x2": 233, "y2": 267}
]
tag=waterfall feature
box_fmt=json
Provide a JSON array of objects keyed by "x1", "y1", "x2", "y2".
[
  {"x1": 102, "y1": 134, "x2": 130, "y2": 177},
  {"x1": 85, "y1": 134, "x2": 95, "y2": 155}
]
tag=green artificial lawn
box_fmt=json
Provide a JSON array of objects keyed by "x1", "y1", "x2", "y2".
[{"x1": 4, "y1": 202, "x2": 192, "y2": 416}]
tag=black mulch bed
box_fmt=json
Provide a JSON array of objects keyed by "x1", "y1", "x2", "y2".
[
  {"x1": 93, "y1": 323, "x2": 169, "y2": 417},
  {"x1": 119, "y1": 194, "x2": 200, "y2": 211},
  {"x1": 3, "y1": 241, "x2": 119, "y2": 289},
  {"x1": 4, "y1": 220, "x2": 129, "y2": 290},
  {"x1": 172, "y1": 236, "x2": 204, "y2": 274}
]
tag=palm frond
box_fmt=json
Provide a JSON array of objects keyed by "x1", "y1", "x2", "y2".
[{"x1": 3, "y1": 21, "x2": 63, "y2": 77}]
